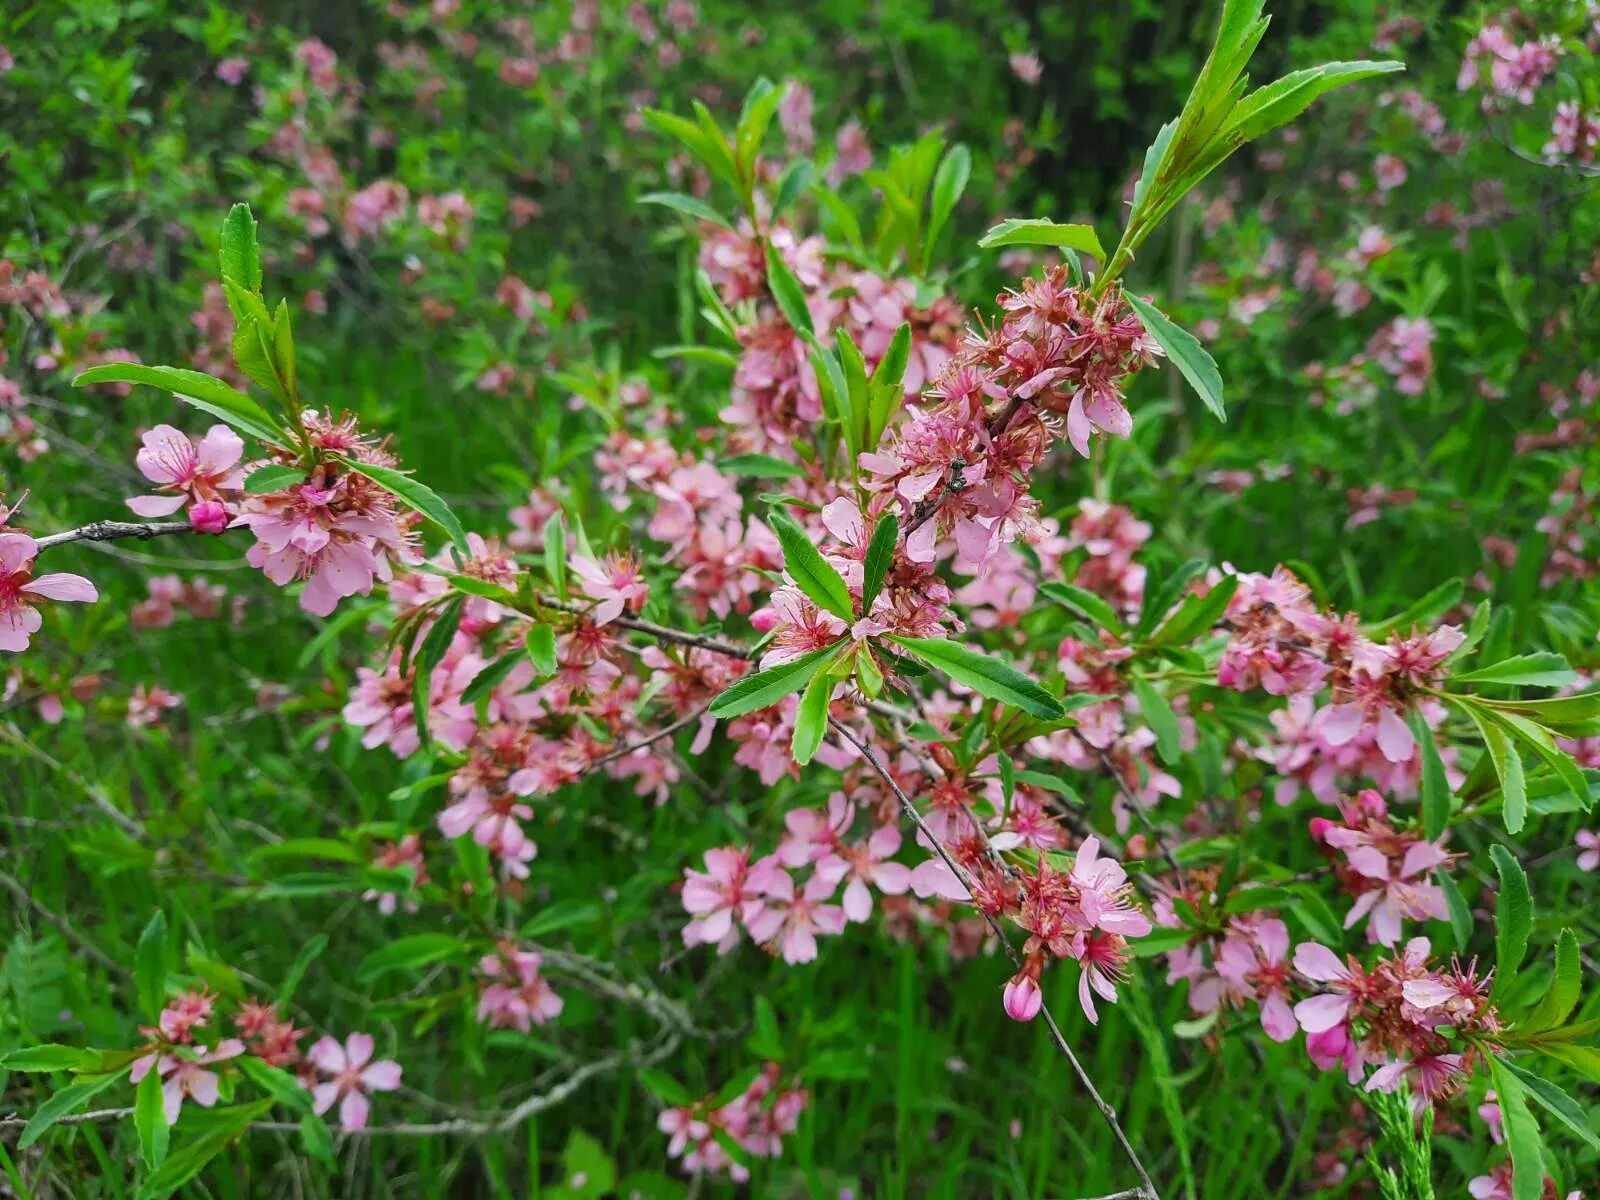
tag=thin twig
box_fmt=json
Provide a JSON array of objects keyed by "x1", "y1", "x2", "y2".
[
  {"x1": 827, "y1": 717, "x2": 1161, "y2": 1200},
  {"x1": 32, "y1": 521, "x2": 195, "y2": 551},
  {"x1": 0, "y1": 867, "x2": 129, "y2": 979},
  {"x1": 588, "y1": 704, "x2": 711, "y2": 769}
]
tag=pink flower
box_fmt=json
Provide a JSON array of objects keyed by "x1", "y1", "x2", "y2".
[
  {"x1": 306, "y1": 1032, "x2": 402, "y2": 1132},
  {"x1": 570, "y1": 551, "x2": 649, "y2": 625},
  {"x1": 1214, "y1": 918, "x2": 1298, "y2": 1041},
  {"x1": 1002, "y1": 974, "x2": 1043, "y2": 1022},
  {"x1": 834, "y1": 824, "x2": 912, "y2": 922},
  {"x1": 0, "y1": 533, "x2": 98, "y2": 652},
  {"x1": 682, "y1": 847, "x2": 753, "y2": 951},
  {"x1": 476, "y1": 950, "x2": 563, "y2": 1031},
  {"x1": 1576, "y1": 829, "x2": 1599, "y2": 872},
  {"x1": 215, "y1": 57, "x2": 248, "y2": 85},
  {"x1": 129, "y1": 1039, "x2": 245, "y2": 1125},
  {"x1": 1292, "y1": 942, "x2": 1360, "y2": 1036},
  {"x1": 126, "y1": 424, "x2": 244, "y2": 524},
  {"x1": 743, "y1": 868, "x2": 846, "y2": 964}
]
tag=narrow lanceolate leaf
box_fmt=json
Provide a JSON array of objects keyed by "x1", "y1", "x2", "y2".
[
  {"x1": 219, "y1": 202, "x2": 262, "y2": 292},
  {"x1": 709, "y1": 643, "x2": 844, "y2": 719},
  {"x1": 925, "y1": 143, "x2": 971, "y2": 256},
  {"x1": 525, "y1": 623, "x2": 558, "y2": 677},
  {"x1": 888, "y1": 636, "x2": 1064, "y2": 720},
  {"x1": 135, "y1": 910, "x2": 167, "y2": 1020},
  {"x1": 1451, "y1": 652, "x2": 1580, "y2": 690},
  {"x1": 1463, "y1": 704, "x2": 1527, "y2": 834},
  {"x1": 1490, "y1": 844, "x2": 1532, "y2": 997},
  {"x1": 542, "y1": 512, "x2": 567, "y2": 598},
  {"x1": 1038, "y1": 581, "x2": 1128, "y2": 637},
  {"x1": 719, "y1": 453, "x2": 809, "y2": 480},
  {"x1": 1486, "y1": 1056, "x2": 1546, "y2": 1200},
  {"x1": 337, "y1": 458, "x2": 470, "y2": 555},
  {"x1": 1227, "y1": 61, "x2": 1407, "y2": 142},
  {"x1": 355, "y1": 932, "x2": 461, "y2": 983},
  {"x1": 19, "y1": 1072, "x2": 120, "y2": 1148},
  {"x1": 135, "y1": 1065, "x2": 170, "y2": 1169},
  {"x1": 73, "y1": 364, "x2": 286, "y2": 446},
  {"x1": 137, "y1": 1099, "x2": 274, "y2": 1200},
  {"x1": 1436, "y1": 870, "x2": 1473, "y2": 955},
  {"x1": 977, "y1": 218, "x2": 1106, "y2": 260},
  {"x1": 243, "y1": 465, "x2": 307, "y2": 494},
  {"x1": 860, "y1": 513, "x2": 899, "y2": 613},
  {"x1": 869, "y1": 323, "x2": 912, "y2": 395},
  {"x1": 1122, "y1": 292, "x2": 1225, "y2": 424},
  {"x1": 769, "y1": 510, "x2": 854, "y2": 622},
  {"x1": 1409, "y1": 709, "x2": 1451, "y2": 840},
  {"x1": 1132, "y1": 678, "x2": 1181, "y2": 765},
  {"x1": 1501, "y1": 1058, "x2": 1600, "y2": 1153},
  {"x1": 763, "y1": 241, "x2": 814, "y2": 337},
  {"x1": 638, "y1": 191, "x2": 733, "y2": 229},
  {"x1": 791, "y1": 670, "x2": 834, "y2": 765},
  {"x1": 1524, "y1": 929, "x2": 1581, "y2": 1032}
]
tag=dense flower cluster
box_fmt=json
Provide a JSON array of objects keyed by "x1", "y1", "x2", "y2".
[{"x1": 656, "y1": 1063, "x2": 808, "y2": 1181}]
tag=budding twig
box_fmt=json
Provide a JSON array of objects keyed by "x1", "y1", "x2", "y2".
[{"x1": 827, "y1": 717, "x2": 1162, "y2": 1200}]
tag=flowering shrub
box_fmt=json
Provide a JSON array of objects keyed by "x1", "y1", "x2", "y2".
[{"x1": 2, "y1": 1, "x2": 1598, "y2": 1198}]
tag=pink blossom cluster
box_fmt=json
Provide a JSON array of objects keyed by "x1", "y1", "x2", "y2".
[
  {"x1": 680, "y1": 794, "x2": 913, "y2": 963},
  {"x1": 1293, "y1": 936, "x2": 1497, "y2": 1104},
  {"x1": 1544, "y1": 101, "x2": 1600, "y2": 164},
  {"x1": 1458, "y1": 23, "x2": 1562, "y2": 106},
  {"x1": 128, "y1": 988, "x2": 401, "y2": 1132},
  {"x1": 1367, "y1": 316, "x2": 1437, "y2": 395},
  {"x1": 475, "y1": 945, "x2": 564, "y2": 1031},
  {"x1": 657, "y1": 1063, "x2": 808, "y2": 1181},
  {"x1": 700, "y1": 223, "x2": 961, "y2": 454},
  {"x1": 1310, "y1": 789, "x2": 1453, "y2": 946}
]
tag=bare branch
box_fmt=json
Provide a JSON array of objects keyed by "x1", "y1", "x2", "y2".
[{"x1": 32, "y1": 520, "x2": 195, "y2": 551}]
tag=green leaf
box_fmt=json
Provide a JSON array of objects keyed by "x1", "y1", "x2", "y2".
[
  {"x1": 791, "y1": 670, "x2": 834, "y2": 765},
  {"x1": 1147, "y1": 573, "x2": 1239, "y2": 648},
  {"x1": 709, "y1": 643, "x2": 844, "y2": 719},
  {"x1": 543, "y1": 512, "x2": 568, "y2": 598},
  {"x1": 977, "y1": 218, "x2": 1105, "y2": 260},
  {"x1": 861, "y1": 513, "x2": 898, "y2": 613},
  {"x1": 637, "y1": 1069, "x2": 692, "y2": 1106},
  {"x1": 338, "y1": 458, "x2": 469, "y2": 555},
  {"x1": 460, "y1": 649, "x2": 521, "y2": 704},
  {"x1": 137, "y1": 1100, "x2": 273, "y2": 1200},
  {"x1": 219, "y1": 202, "x2": 262, "y2": 292},
  {"x1": 1490, "y1": 844, "x2": 1532, "y2": 997},
  {"x1": 278, "y1": 933, "x2": 327, "y2": 1007},
  {"x1": 638, "y1": 191, "x2": 732, "y2": 229},
  {"x1": 1038, "y1": 581, "x2": 1127, "y2": 637},
  {"x1": 356, "y1": 933, "x2": 462, "y2": 983},
  {"x1": 1131, "y1": 677, "x2": 1180, "y2": 765},
  {"x1": 769, "y1": 510, "x2": 854, "y2": 621},
  {"x1": 135, "y1": 910, "x2": 167, "y2": 1021},
  {"x1": 925, "y1": 144, "x2": 971, "y2": 257},
  {"x1": 869, "y1": 323, "x2": 912, "y2": 395},
  {"x1": 1490, "y1": 708, "x2": 1591, "y2": 813},
  {"x1": 1437, "y1": 870, "x2": 1473, "y2": 956},
  {"x1": 771, "y1": 160, "x2": 813, "y2": 220},
  {"x1": 1487, "y1": 1056, "x2": 1546, "y2": 1200},
  {"x1": 73, "y1": 363, "x2": 285, "y2": 446},
  {"x1": 135, "y1": 1064, "x2": 170, "y2": 1169},
  {"x1": 1524, "y1": 929, "x2": 1581, "y2": 1032},
  {"x1": 526, "y1": 623, "x2": 558, "y2": 677},
  {"x1": 247, "y1": 838, "x2": 361, "y2": 865},
  {"x1": 0, "y1": 1045, "x2": 105, "y2": 1072},
  {"x1": 640, "y1": 109, "x2": 736, "y2": 188},
  {"x1": 764, "y1": 241, "x2": 814, "y2": 337},
  {"x1": 1464, "y1": 704, "x2": 1527, "y2": 834},
  {"x1": 1410, "y1": 709, "x2": 1451, "y2": 840},
  {"x1": 19, "y1": 1072, "x2": 120, "y2": 1148},
  {"x1": 1122, "y1": 292, "x2": 1224, "y2": 423},
  {"x1": 1501, "y1": 1059, "x2": 1600, "y2": 1152},
  {"x1": 243, "y1": 465, "x2": 307, "y2": 494},
  {"x1": 1452, "y1": 653, "x2": 1579, "y2": 690},
  {"x1": 888, "y1": 636, "x2": 1064, "y2": 720},
  {"x1": 1228, "y1": 60, "x2": 1407, "y2": 142},
  {"x1": 1362, "y1": 578, "x2": 1464, "y2": 639},
  {"x1": 720, "y1": 454, "x2": 808, "y2": 480}
]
